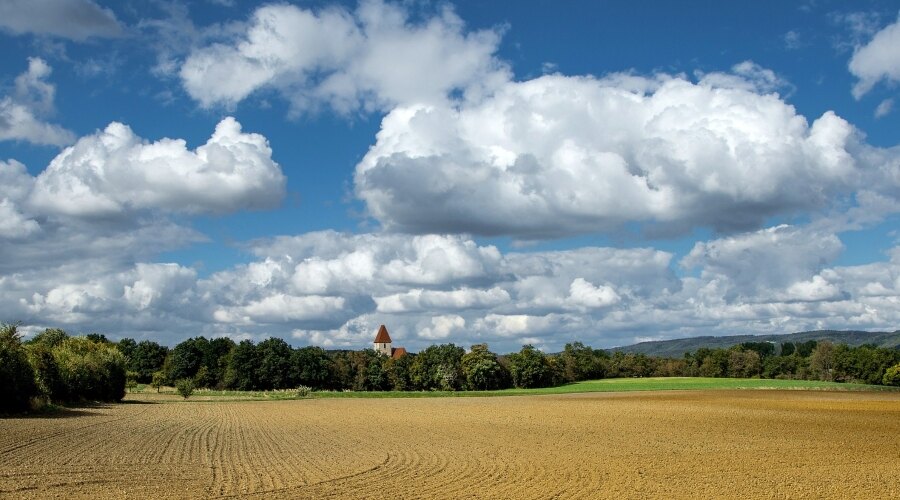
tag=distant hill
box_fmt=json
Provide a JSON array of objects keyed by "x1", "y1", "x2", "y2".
[{"x1": 611, "y1": 330, "x2": 900, "y2": 358}]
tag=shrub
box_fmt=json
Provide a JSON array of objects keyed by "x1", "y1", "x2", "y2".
[
  {"x1": 52, "y1": 337, "x2": 127, "y2": 402},
  {"x1": 0, "y1": 322, "x2": 38, "y2": 413},
  {"x1": 884, "y1": 363, "x2": 900, "y2": 386},
  {"x1": 175, "y1": 378, "x2": 195, "y2": 399},
  {"x1": 296, "y1": 385, "x2": 312, "y2": 398}
]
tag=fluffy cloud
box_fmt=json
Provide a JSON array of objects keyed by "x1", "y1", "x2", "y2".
[
  {"x1": 0, "y1": 0, "x2": 122, "y2": 40},
  {"x1": 355, "y1": 67, "x2": 885, "y2": 239},
  {"x1": 849, "y1": 15, "x2": 900, "y2": 98},
  {"x1": 0, "y1": 58, "x2": 75, "y2": 146},
  {"x1": 179, "y1": 0, "x2": 508, "y2": 113},
  {"x1": 29, "y1": 117, "x2": 285, "y2": 216}
]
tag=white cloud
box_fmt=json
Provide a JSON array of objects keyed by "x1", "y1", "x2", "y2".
[
  {"x1": 0, "y1": 0, "x2": 122, "y2": 40},
  {"x1": 179, "y1": 0, "x2": 508, "y2": 113},
  {"x1": 681, "y1": 224, "x2": 844, "y2": 300},
  {"x1": 29, "y1": 117, "x2": 285, "y2": 216},
  {"x1": 849, "y1": 15, "x2": 900, "y2": 98},
  {"x1": 875, "y1": 98, "x2": 894, "y2": 118},
  {"x1": 355, "y1": 70, "x2": 883, "y2": 239},
  {"x1": 375, "y1": 287, "x2": 509, "y2": 313},
  {"x1": 419, "y1": 314, "x2": 465, "y2": 340},
  {"x1": 0, "y1": 58, "x2": 75, "y2": 146}
]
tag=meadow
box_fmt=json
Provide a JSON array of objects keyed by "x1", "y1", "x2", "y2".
[{"x1": 2, "y1": 380, "x2": 899, "y2": 498}]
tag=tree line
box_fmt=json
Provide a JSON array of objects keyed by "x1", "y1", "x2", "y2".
[{"x1": 3, "y1": 322, "x2": 899, "y2": 414}]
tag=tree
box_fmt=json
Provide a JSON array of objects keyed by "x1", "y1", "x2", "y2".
[
  {"x1": 291, "y1": 346, "x2": 332, "y2": 389},
  {"x1": 883, "y1": 363, "x2": 900, "y2": 386},
  {"x1": 168, "y1": 338, "x2": 205, "y2": 381},
  {"x1": 559, "y1": 342, "x2": 606, "y2": 382},
  {"x1": 0, "y1": 322, "x2": 38, "y2": 413},
  {"x1": 175, "y1": 378, "x2": 195, "y2": 399},
  {"x1": 410, "y1": 344, "x2": 465, "y2": 391},
  {"x1": 52, "y1": 336, "x2": 127, "y2": 402},
  {"x1": 224, "y1": 340, "x2": 259, "y2": 390},
  {"x1": 151, "y1": 371, "x2": 166, "y2": 393},
  {"x1": 809, "y1": 341, "x2": 835, "y2": 381},
  {"x1": 461, "y1": 344, "x2": 509, "y2": 390},
  {"x1": 27, "y1": 327, "x2": 68, "y2": 348},
  {"x1": 129, "y1": 340, "x2": 169, "y2": 383},
  {"x1": 507, "y1": 345, "x2": 554, "y2": 389},
  {"x1": 256, "y1": 338, "x2": 294, "y2": 390}
]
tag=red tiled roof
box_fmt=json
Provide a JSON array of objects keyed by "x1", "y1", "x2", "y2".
[
  {"x1": 374, "y1": 324, "x2": 392, "y2": 344},
  {"x1": 391, "y1": 347, "x2": 407, "y2": 359}
]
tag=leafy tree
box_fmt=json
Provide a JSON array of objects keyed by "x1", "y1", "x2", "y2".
[
  {"x1": 559, "y1": 342, "x2": 606, "y2": 382},
  {"x1": 809, "y1": 341, "x2": 835, "y2": 381},
  {"x1": 410, "y1": 344, "x2": 465, "y2": 391},
  {"x1": 507, "y1": 345, "x2": 555, "y2": 389},
  {"x1": 699, "y1": 349, "x2": 729, "y2": 378},
  {"x1": 385, "y1": 354, "x2": 414, "y2": 391},
  {"x1": 151, "y1": 371, "x2": 166, "y2": 393},
  {"x1": 883, "y1": 363, "x2": 900, "y2": 386},
  {"x1": 86, "y1": 333, "x2": 110, "y2": 344},
  {"x1": 129, "y1": 340, "x2": 169, "y2": 383},
  {"x1": 175, "y1": 378, "x2": 195, "y2": 399},
  {"x1": 27, "y1": 327, "x2": 68, "y2": 348},
  {"x1": 291, "y1": 346, "x2": 332, "y2": 389},
  {"x1": 0, "y1": 322, "x2": 39, "y2": 413},
  {"x1": 461, "y1": 344, "x2": 509, "y2": 390},
  {"x1": 52, "y1": 336, "x2": 127, "y2": 402},
  {"x1": 727, "y1": 348, "x2": 762, "y2": 378},
  {"x1": 256, "y1": 338, "x2": 294, "y2": 390},
  {"x1": 224, "y1": 340, "x2": 259, "y2": 390},
  {"x1": 795, "y1": 340, "x2": 818, "y2": 358},
  {"x1": 780, "y1": 342, "x2": 795, "y2": 357},
  {"x1": 739, "y1": 342, "x2": 775, "y2": 360},
  {"x1": 117, "y1": 338, "x2": 137, "y2": 360},
  {"x1": 168, "y1": 338, "x2": 205, "y2": 381}
]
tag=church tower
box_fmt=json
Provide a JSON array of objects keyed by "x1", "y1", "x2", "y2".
[{"x1": 373, "y1": 324, "x2": 392, "y2": 356}]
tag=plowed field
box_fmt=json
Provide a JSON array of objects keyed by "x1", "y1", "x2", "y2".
[{"x1": 1, "y1": 390, "x2": 898, "y2": 499}]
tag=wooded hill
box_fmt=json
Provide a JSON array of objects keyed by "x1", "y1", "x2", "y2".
[{"x1": 612, "y1": 330, "x2": 900, "y2": 358}]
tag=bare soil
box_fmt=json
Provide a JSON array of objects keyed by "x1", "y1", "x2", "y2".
[{"x1": 1, "y1": 390, "x2": 898, "y2": 499}]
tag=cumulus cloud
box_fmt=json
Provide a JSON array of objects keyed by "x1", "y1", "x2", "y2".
[
  {"x1": 179, "y1": 0, "x2": 508, "y2": 113},
  {"x1": 0, "y1": 58, "x2": 75, "y2": 146},
  {"x1": 681, "y1": 224, "x2": 844, "y2": 300},
  {"x1": 356, "y1": 68, "x2": 882, "y2": 238},
  {"x1": 0, "y1": 0, "x2": 122, "y2": 40},
  {"x1": 849, "y1": 14, "x2": 900, "y2": 98},
  {"x1": 29, "y1": 117, "x2": 285, "y2": 216}
]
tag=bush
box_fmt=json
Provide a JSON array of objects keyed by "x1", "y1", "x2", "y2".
[
  {"x1": 175, "y1": 378, "x2": 195, "y2": 399},
  {"x1": 0, "y1": 322, "x2": 39, "y2": 413},
  {"x1": 52, "y1": 337, "x2": 127, "y2": 402},
  {"x1": 296, "y1": 385, "x2": 312, "y2": 398},
  {"x1": 883, "y1": 363, "x2": 900, "y2": 386}
]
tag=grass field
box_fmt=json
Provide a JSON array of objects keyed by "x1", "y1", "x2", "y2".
[
  {"x1": 133, "y1": 377, "x2": 899, "y2": 402},
  {"x1": 1, "y1": 385, "x2": 898, "y2": 498}
]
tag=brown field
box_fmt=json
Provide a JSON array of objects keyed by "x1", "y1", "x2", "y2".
[{"x1": 1, "y1": 390, "x2": 899, "y2": 499}]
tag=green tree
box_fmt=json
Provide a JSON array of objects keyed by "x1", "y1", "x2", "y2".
[
  {"x1": 809, "y1": 341, "x2": 835, "y2": 381},
  {"x1": 27, "y1": 327, "x2": 68, "y2": 348},
  {"x1": 224, "y1": 340, "x2": 259, "y2": 390},
  {"x1": 0, "y1": 322, "x2": 38, "y2": 413},
  {"x1": 291, "y1": 346, "x2": 332, "y2": 389},
  {"x1": 129, "y1": 340, "x2": 169, "y2": 383},
  {"x1": 559, "y1": 342, "x2": 606, "y2": 382},
  {"x1": 52, "y1": 336, "x2": 127, "y2": 402},
  {"x1": 507, "y1": 345, "x2": 554, "y2": 389},
  {"x1": 151, "y1": 370, "x2": 166, "y2": 393},
  {"x1": 883, "y1": 363, "x2": 900, "y2": 386},
  {"x1": 410, "y1": 344, "x2": 465, "y2": 391},
  {"x1": 175, "y1": 378, "x2": 195, "y2": 399},
  {"x1": 255, "y1": 338, "x2": 294, "y2": 389},
  {"x1": 461, "y1": 344, "x2": 509, "y2": 390}
]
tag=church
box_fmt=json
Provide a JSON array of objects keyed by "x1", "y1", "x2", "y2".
[{"x1": 373, "y1": 324, "x2": 407, "y2": 359}]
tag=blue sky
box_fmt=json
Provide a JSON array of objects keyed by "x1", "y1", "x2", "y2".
[{"x1": 1, "y1": 0, "x2": 899, "y2": 351}]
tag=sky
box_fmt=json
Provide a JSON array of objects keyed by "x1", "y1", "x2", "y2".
[{"x1": 1, "y1": 0, "x2": 900, "y2": 352}]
